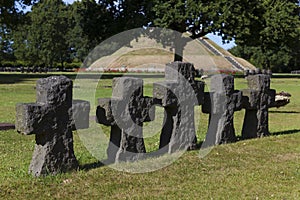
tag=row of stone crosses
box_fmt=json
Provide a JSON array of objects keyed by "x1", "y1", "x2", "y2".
[{"x1": 15, "y1": 62, "x2": 276, "y2": 177}]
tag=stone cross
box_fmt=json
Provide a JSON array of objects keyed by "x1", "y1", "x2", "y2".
[
  {"x1": 153, "y1": 62, "x2": 205, "y2": 153},
  {"x1": 15, "y1": 76, "x2": 90, "y2": 177},
  {"x1": 96, "y1": 77, "x2": 155, "y2": 163},
  {"x1": 202, "y1": 74, "x2": 243, "y2": 146},
  {"x1": 241, "y1": 72, "x2": 275, "y2": 139}
]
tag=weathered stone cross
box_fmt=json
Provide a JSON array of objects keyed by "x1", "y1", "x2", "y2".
[
  {"x1": 242, "y1": 72, "x2": 275, "y2": 139},
  {"x1": 202, "y1": 74, "x2": 243, "y2": 146},
  {"x1": 16, "y1": 76, "x2": 90, "y2": 177},
  {"x1": 96, "y1": 77, "x2": 155, "y2": 163},
  {"x1": 153, "y1": 62, "x2": 205, "y2": 153}
]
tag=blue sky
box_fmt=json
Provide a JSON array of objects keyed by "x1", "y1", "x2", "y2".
[
  {"x1": 206, "y1": 34, "x2": 235, "y2": 50},
  {"x1": 64, "y1": 0, "x2": 78, "y2": 4}
]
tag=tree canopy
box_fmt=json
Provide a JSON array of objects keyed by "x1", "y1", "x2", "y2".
[
  {"x1": 0, "y1": 0, "x2": 299, "y2": 71},
  {"x1": 229, "y1": 0, "x2": 300, "y2": 71}
]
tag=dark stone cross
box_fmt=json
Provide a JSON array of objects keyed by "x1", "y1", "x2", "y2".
[
  {"x1": 241, "y1": 72, "x2": 275, "y2": 139},
  {"x1": 202, "y1": 74, "x2": 243, "y2": 146},
  {"x1": 153, "y1": 62, "x2": 205, "y2": 153},
  {"x1": 96, "y1": 77, "x2": 155, "y2": 163},
  {"x1": 15, "y1": 76, "x2": 90, "y2": 177}
]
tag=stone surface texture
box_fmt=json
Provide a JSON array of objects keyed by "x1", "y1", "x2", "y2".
[
  {"x1": 15, "y1": 76, "x2": 90, "y2": 176},
  {"x1": 153, "y1": 62, "x2": 205, "y2": 153},
  {"x1": 97, "y1": 77, "x2": 155, "y2": 162},
  {"x1": 202, "y1": 74, "x2": 242, "y2": 146},
  {"x1": 242, "y1": 73, "x2": 276, "y2": 138}
]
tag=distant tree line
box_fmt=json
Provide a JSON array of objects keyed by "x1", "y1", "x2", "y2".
[{"x1": 0, "y1": 0, "x2": 299, "y2": 72}]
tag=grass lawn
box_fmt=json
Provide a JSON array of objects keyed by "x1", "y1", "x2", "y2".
[{"x1": 0, "y1": 73, "x2": 300, "y2": 199}]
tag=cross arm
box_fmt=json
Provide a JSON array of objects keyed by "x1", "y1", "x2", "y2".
[
  {"x1": 15, "y1": 103, "x2": 46, "y2": 135},
  {"x1": 268, "y1": 89, "x2": 276, "y2": 108},
  {"x1": 71, "y1": 100, "x2": 90, "y2": 130},
  {"x1": 242, "y1": 89, "x2": 276, "y2": 110},
  {"x1": 96, "y1": 98, "x2": 115, "y2": 126},
  {"x1": 153, "y1": 81, "x2": 179, "y2": 107},
  {"x1": 241, "y1": 89, "x2": 261, "y2": 110}
]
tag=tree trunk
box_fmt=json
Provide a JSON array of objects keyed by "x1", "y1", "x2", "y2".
[{"x1": 174, "y1": 33, "x2": 184, "y2": 62}]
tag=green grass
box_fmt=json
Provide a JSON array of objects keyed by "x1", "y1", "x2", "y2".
[{"x1": 0, "y1": 73, "x2": 300, "y2": 199}]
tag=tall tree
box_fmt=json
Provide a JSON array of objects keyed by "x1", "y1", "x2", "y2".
[
  {"x1": 66, "y1": 0, "x2": 114, "y2": 61},
  {"x1": 78, "y1": 0, "x2": 157, "y2": 66},
  {"x1": 151, "y1": 0, "x2": 253, "y2": 61},
  {"x1": 14, "y1": 0, "x2": 69, "y2": 68},
  {"x1": 230, "y1": 0, "x2": 300, "y2": 71},
  {"x1": 152, "y1": 0, "x2": 300, "y2": 68},
  {"x1": 0, "y1": 24, "x2": 15, "y2": 63},
  {"x1": 258, "y1": 0, "x2": 300, "y2": 69},
  {"x1": 0, "y1": 0, "x2": 35, "y2": 27},
  {"x1": 0, "y1": 0, "x2": 36, "y2": 64}
]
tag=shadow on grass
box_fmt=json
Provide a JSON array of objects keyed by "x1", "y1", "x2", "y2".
[
  {"x1": 0, "y1": 73, "x2": 164, "y2": 84},
  {"x1": 79, "y1": 129, "x2": 300, "y2": 172},
  {"x1": 0, "y1": 73, "x2": 76, "y2": 84},
  {"x1": 269, "y1": 110, "x2": 300, "y2": 114},
  {"x1": 80, "y1": 161, "x2": 105, "y2": 171},
  {"x1": 271, "y1": 129, "x2": 300, "y2": 136}
]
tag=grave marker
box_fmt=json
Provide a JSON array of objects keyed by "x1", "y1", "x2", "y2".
[
  {"x1": 242, "y1": 72, "x2": 275, "y2": 138},
  {"x1": 96, "y1": 77, "x2": 155, "y2": 162},
  {"x1": 16, "y1": 76, "x2": 90, "y2": 176},
  {"x1": 202, "y1": 74, "x2": 242, "y2": 146},
  {"x1": 153, "y1": 62, "x2": 205, "y2": 153}
]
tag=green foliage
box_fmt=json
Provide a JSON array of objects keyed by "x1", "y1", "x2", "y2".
[
  {"x1": 0, "y1": 0, "x2": 37, "y2": 63},
  {"x1": 152, "y1": 0, "x2": 217, "y2": 37},
  {"x1": 66, "y1": 0, "x2": 117, "y2": 61},
  {"x1": 230, "y1": 0, "x2": 300, "y2": 71},
  {"x1": 13, "y1": 0, "x2": 70, "y2": 67},
  {"x1": 3, "y1": 0, "x2": 300, "y2": 71},
  {"x1": 0, "y1": 0, "x2": 34, "y2": 27},
  {"x1": 153, "y1": 0, "x2": 300, "y2": 70},
  {"x1": 64, "y1": 62, "x2": 82, "y2": 69},
  {"x1": 111, "y1": 0, "x2": 155, "y2": 31}
]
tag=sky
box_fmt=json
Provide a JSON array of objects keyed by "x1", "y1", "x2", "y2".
[
  {"x1": 22, "y1": 0, "x2": 236, "y2": 50},
  {"x1": 206, "y1": 34, "x2": 236, "y2": 50},
  {"x1": 64, "y1": 0, "x2": 78, "y2": 4}
]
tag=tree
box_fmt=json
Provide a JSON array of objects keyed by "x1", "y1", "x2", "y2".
[
  {"x1": 0, "y1": 0, "x2": 36, "y2": 64},
  {"x1": 151, "y1": 0, "x2": 213, "y2": 61},
  {"x1": 13, "y1": 13, "x2": 40, "y2": 66},
  {"x1": 230, "y1": 0, "x2": 300, "y2": 71},
  {"x1": 0, "y1": 0, "x2": 35, "y2": 27},
  {"x1": 14, "y1": 0, "x2": 70, "y2": 68},
  {"x1": 151, "y1": 0, "x2": 259, "y2": 61},
  {"x1": 66, "y1": 0, "x2": 115, "y2": 62},
  {"x1": 152, "y1": 0, "x2": 300, "y2": 69},
  {"x1": 258, "y1": 0, "x2": 300, "y2": 69},
  {"x1": 0, "y1": 24, "x2": 15, "y2": 63},
  {"x1": 111, "y1": 0, "x2": 155, "y2": 31},
  {"x1": 76, "y1": 0, "x2": 158, "y2": 66}
]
